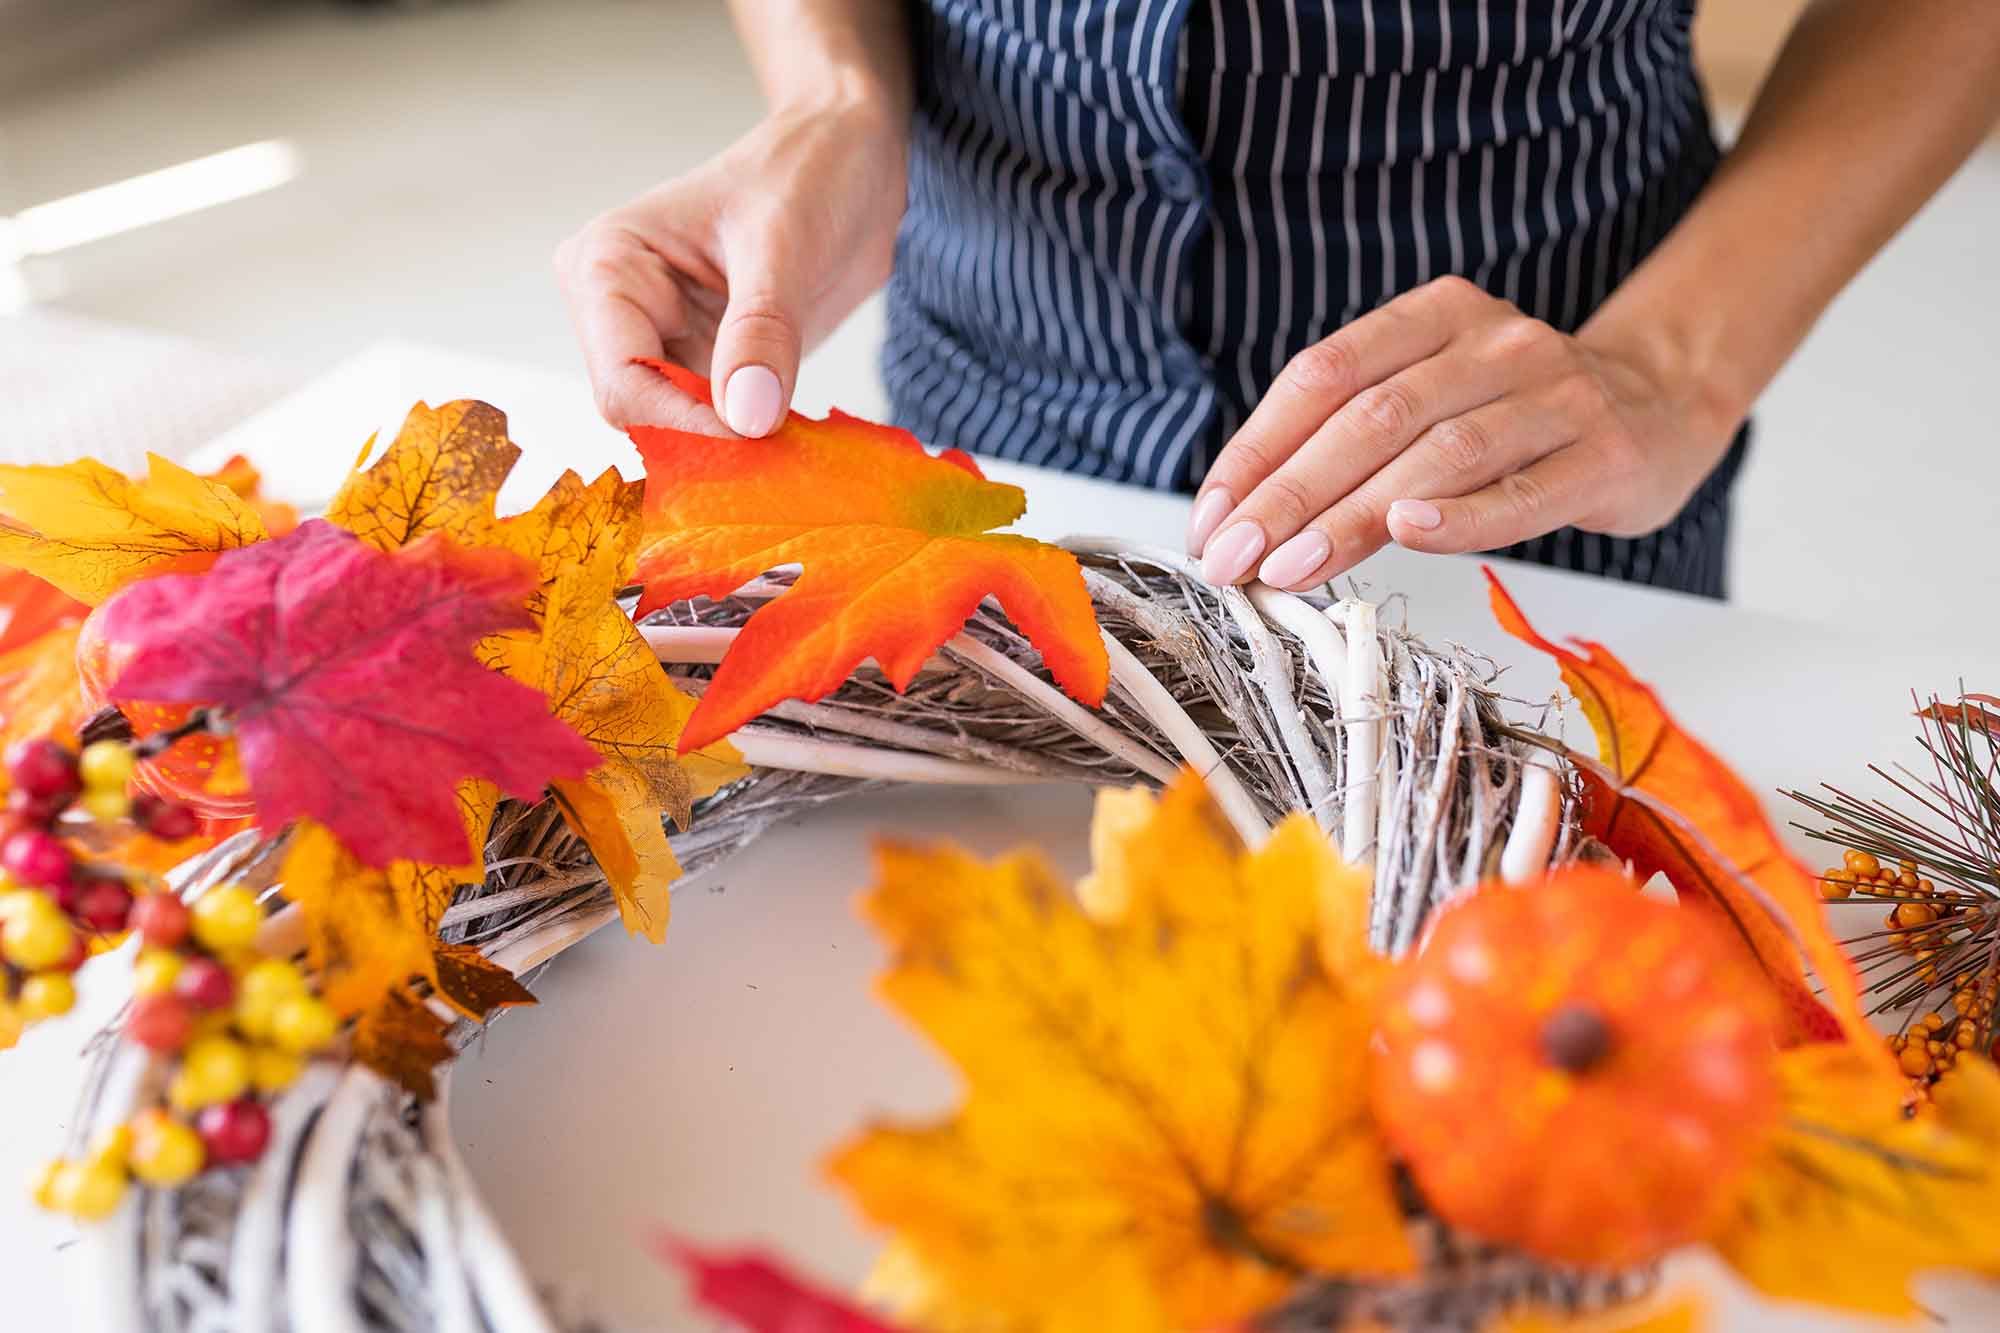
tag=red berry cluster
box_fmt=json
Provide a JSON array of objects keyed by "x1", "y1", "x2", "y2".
[
  {"x1": 1, "y1": 738, "x2": 201, "y2": 1037},
  {"x1": 4, "y1": 733, "x2": 335, "y2": 1221}
]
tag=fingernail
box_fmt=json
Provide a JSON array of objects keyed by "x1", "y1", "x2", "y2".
[
  {"x1": 723, "y1": 365, "x2": 783, "y2": 437},
  {"x1": 1388, "y1": 499, "x2": 1443, "y2": 532},
  {"x1": 1200, "y1": 522, "x2": 1265, "y2": 585},
  {"x1": 1185, "y1": 489, "x2": 1234, "y2": 554},
  {"x1": 1258, "y1": 530, "x2": 1331, "y2": 588}
]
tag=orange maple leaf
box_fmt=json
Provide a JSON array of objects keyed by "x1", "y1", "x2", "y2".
[
  {"x1": 203, "y1": 454, "x2": 300, "y2": 538},
  {"x1": 626, "y1": 359, "x2": 1108, "y2": 752},
  {"x1": 1484, "y1": 570, "x2": 1874, "y2": 1054},
  {"x1": 0, "y1": 569, "x2": 85, "y2": 657}
]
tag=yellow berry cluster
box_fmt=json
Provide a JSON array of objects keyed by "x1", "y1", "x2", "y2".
[
  {"x1": 0, "y1": 890, "x2": 84, "y2": 1044},
  {"x1": 0, "y1": 738, "x2": 206, "y2": 1048},
  {"x1": 5, "y1": 735, "x2": 340, "y2": 1222},
  {"x1": 34, "y1": 894, "x2": 338, "y2": 1222}
]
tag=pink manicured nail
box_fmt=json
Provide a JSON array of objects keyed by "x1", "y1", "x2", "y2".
[
  {"x1": 723, "y1": 364, "x2": 783, "y2": 437},
  {"x1": 1258, "y1": 530, "x2": 1331, "y2": 588},
  {"x1": 1388, "y1": 499, "x2": 1443, "y2": 532},
  {"x1": 1200, "y1": 522, "x2": 1265, "y2": 585},
  {"x1": 1185, "y1": 489, "x2": 1233, "y2": 554}
]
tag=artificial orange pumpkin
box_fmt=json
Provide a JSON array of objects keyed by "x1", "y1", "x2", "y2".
[
  {"x1": 75, "y1": 602, "x2": 255, "y2": 819},
  {"x1": 1369, "y1": 866, "x2": 1782, "y2": 1269}
]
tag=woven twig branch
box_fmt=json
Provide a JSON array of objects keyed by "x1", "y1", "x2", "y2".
[{"x1": 66, "y1": 543, "x2": 1586, "y2": 1333}]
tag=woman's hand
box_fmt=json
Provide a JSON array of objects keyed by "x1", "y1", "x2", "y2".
[
  {"x1": 555, "y1": 96, "x2": 907, "y2": 436},
  {"x1": 1185, "y1": 275, "x2": 1742, "y2": 589}
]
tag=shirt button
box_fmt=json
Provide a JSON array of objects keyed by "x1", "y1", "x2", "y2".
[{"x1": 1147, "y1": 152, "x2": 1203, "y2": 201}]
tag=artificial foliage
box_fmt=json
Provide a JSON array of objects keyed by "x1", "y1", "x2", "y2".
[
  {"x1": 828, "y1": 777, "x2": 1412, "y2": 1333},
  {"x1": 626, "y1": 358, "x2": 1108, "y2": 751},
  {"x1": 0, "y1": 376, "x2": 1995, "y2": 1333},
  {"x1": 1370, "y1": 868, "x2": 1783, "y2": 1269}
]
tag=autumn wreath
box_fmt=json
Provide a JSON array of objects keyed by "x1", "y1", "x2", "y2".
[{"x1": 0, "y1": 362, "x2": 1994, "y2": 1333}]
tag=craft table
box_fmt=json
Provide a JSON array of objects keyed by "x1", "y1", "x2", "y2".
[{"x1": 2, "y1": 342, "x2": 1988, "y2": 1331}]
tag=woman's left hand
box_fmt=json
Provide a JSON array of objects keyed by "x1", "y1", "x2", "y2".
[{"x1": 1185, "y1": 275, "x2": 1741, "y2": 589}]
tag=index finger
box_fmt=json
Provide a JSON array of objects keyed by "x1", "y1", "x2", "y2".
[
  {"x1": 572, "y1": 290, "x2": 725, "y2": 433},
  {"x1": 1187, "y1": 287, "x2": 1461, "y2": 553}
]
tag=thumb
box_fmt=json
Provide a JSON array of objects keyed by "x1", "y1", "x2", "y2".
[{"x1": 710, "y1": 254, "x2": 804, "y2": 439}]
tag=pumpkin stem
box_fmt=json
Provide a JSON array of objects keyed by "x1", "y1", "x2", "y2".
[{"x1": 1539, "y1": 1003, "x2": 1614, "y2": 1072}]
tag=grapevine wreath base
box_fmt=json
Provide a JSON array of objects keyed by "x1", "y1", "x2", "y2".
[{"x1": 55, "y1": 542, "x2": 1598, "y2": 1333}]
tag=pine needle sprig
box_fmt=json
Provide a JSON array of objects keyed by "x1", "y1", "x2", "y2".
[{"x1": 1785, "y1": 692, "x2": 2000, "y2": 1089}]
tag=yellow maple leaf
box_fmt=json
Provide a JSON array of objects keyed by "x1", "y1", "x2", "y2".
[
  {"x1": 1705, "y1": 1041, "x2": 2000, "y2": 1315},
  {"x1": 487, "y1": 470, "x2": 746, "y2": 941},
  {"x1": 326, "y1": 399, "x2": 521, "y2": 551},
  {"x1": 331, "y1": 419, "x2": 744, "y2": 941},
  {"x1": 827, "y1": 774, "x2": 1413, "y2": 1333},
  {"x1": 282, "y1": 820, "x2": 438, "y2": 1017},
  {"x1": 281, "y1": 817, "x2": 530, "y2": 1023},
  {"x1": 1490, "y1": 1292, "x2": 1706, "y2": 1333},
  {"x1": 0, "y1": 454, "x2": 270, "y2": 604}
]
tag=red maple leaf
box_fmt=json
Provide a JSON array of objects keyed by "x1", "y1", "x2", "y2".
[
  {"x1": 95, "y1": 519, "x2": 600, "y2": 866},
  {"x1": 653, "y1": 1233, "x2": 909, "y2": 1333}
]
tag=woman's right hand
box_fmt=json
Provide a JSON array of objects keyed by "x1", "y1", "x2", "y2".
[{"x1": 555, "y1": 96, "x2": 907, "y2": 436}]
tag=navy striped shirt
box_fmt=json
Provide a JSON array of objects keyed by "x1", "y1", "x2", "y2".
[{"x1": 883, "y1": 0, "x2": 1747, "y2": 597}]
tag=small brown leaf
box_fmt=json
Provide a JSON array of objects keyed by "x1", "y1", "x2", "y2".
[
  {"x1": 352, "y1": 990, "x2": 456, "y2": 1101},
  {"x1": 432, "y1": 943, "x2": 535, "y2": 1021}
]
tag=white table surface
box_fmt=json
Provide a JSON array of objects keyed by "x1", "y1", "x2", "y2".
[{"x1": 4, "y1": 343, "x2": 1991, "y2": 1330}]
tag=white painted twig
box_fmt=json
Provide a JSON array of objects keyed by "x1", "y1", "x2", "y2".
[
  {"x1": 1374, "y1": 636, "x2": 1407, "y2": 894},
  {"x1": 1461, "y1": 760, "x2": 1494, "y2": 888},
  {"x1": 731, "y1": 727, "x2": 1051, "y2": 786},
  {"x1": 1057, "y1": 534, "x2": 1195, "y2": 570},
  {"x1": 702, "y1": 690, "x2": 1094, "y2": 780},
  {"x1": 413, "y1": 1153, "x2": 481, "y2": 1333},
  {"x1": 1408, "y1": 676, "x2": 1472, "y2": 904},
  {"x1": 61, "y1": 1047, "x2": 151, "y2": 1333},
  {"x1": 480, "y1": 899, "x2": 620, "y2": 976},
  {"x1": 1337, "y1": 600, "x2": 1386, "y2": 864},
  {"x1": 642, "y1": 624, "x2": 951, "y2": 675},
  {"x1": 227, "y1": 1063, "x2": 341, "y2": 1333},
  {"x1": 637, "y1": 624, "x2": 739, "y2": 664},
  {"x1": 421, "y1": 1082, "x2": 563, "y2": 1333},
  {"x1": 1218, "y1": 586, "x2": 1337, "y2": 831},
  {"x1": 286, "y1": 1068, "x2": 381, "y2": 1333},
  {"x1": 1500, "y1": 751, "x2": 1563, "y2": 884},
  {"x1": 943, "y1": 633, "x2": 1179, "y2": 785},
  {"x1": 1098, "y1": 630, "x2": 1267, "y2": 844},
  {"x1": 1245, "y1": 584, "x2": 1349, "y2": 690}
]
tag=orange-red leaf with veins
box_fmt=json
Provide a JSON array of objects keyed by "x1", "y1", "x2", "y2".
[
  {"x1": 0, "y1": 570, "x2": 85, "y2": 657},
  {"x1": 626, "y1": 359, "x2": 1106, "y2": 752},
  {"x1": 1485, "y1": 570, "x2": 1871, "y2": 1053}
]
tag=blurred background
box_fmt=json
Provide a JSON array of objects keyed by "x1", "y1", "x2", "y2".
[{"x1": 2, "y1": 0, "x2": 1995, "y2": 632}]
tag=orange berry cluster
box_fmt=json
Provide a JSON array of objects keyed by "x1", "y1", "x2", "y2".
[
  {"x1": 1819, "y1": 849, "x2": 1999, "y2": 1097},
  {"x1": 0, "y1": 734, "x2": 339, "y2": 1222},
  {"x1": 1815, "y1": 848, "x2": 1932, "y2": 901}
]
